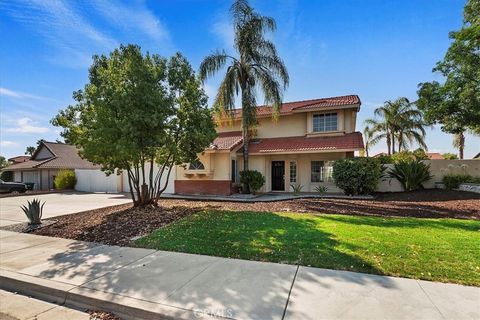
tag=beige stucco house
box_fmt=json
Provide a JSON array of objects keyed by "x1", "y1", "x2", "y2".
[{"x1": 174, "y1": 95, "x2": 364, "y2": 195}]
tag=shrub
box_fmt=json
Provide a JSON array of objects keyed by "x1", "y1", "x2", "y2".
[
  {"x1": 442, "y1": 174, "x2": 480, "y2": 189},
  {"x1": 0, "y1": 170, "x2": 13, "y2": 182},
  {"x1": 21, "y1": 198, "x2": 44, "y2": 225},
  {"x1": 442, "y1": 153, "x2": 458, "y2": 160},
  {"x1": 239, "y1": 170, "x2": 265, "y2": 194},
  {"x1": 391, "y1": 149, "x2": 429, "y2": 163},
  {"x1": 291, "y1": 184, "x2": 303, "y2": 195},
  {"x1": 332, "y1": 157, "x2": 382, "y2": 195},
  {"x1": 388, "y1": 160, "x2": 433, "y2": 191},
  {"x1": 54, "y1": 169, "x2": 77, "y2": 189},
  {"x1": 314, "y1": 185, "x2": 328, "y2": 195}
]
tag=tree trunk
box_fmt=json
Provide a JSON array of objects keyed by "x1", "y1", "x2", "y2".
[
  {"x1": 386, "y1": 133, "x2": 392, "y2": 156},
  {"x1": 391, "y1": 133, "x2": 396, "y2": 154},
  {"x1": 458, "y1": 132, "x2": 465, "y2": 159}
]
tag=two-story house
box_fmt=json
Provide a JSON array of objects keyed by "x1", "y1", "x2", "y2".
[{"x1": 174, "y1": 95, "x2": 364, "y2": 195}]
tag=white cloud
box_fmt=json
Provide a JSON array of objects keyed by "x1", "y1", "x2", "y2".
[
  {"x1": 0, "y1": 87, "x2": 48, "y2": 101},
  {"x1": 6, "y1": 118, "x2": 50, "y2": 134},
  {"x1": 212, "y1": 20, "x2": 235, "y2": 50},
  {"x1": 90, "y1": 0, "x2": 169, "y2": 42},
  {"x1": 2, "y1": 0, "x2": 118, "y2": 67},
  {"x1": 0, "y1": 140, "x2": 19, "y2": 148}
]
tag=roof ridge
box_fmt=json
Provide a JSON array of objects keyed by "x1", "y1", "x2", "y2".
[{"x1": 33, "y1": 156, "x2": 57, "y2": 168}]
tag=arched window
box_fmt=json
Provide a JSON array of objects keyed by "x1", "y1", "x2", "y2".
[{"x1": 188, "y1": 159, "x2": 205, "y2": 170}]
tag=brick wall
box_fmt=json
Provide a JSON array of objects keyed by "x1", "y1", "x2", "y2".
[{"x1": 174, "y1": 180, "x2": 234, "y2": 195}]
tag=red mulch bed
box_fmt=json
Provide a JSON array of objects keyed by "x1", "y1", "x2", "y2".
[{"x1": 24, "y1": 189, "x2": 479, "y2": 246}]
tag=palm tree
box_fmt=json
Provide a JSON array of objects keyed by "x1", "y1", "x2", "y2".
[
  {"x1": 365, "y1": 98, "x2": 427, "y2": 155},
  {"x1": 199, "y1": 0, "x2": 289, "y2": 191},
  {"x1": 362, "y1": 125, "x2": 374, "y2": 157}
]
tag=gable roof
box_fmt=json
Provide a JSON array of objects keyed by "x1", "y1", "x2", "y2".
[
  {"x1": 226, "y1": 95, "x2": 361, "y2": 120},
  {"x1": 426, "y1": 152, "x2": 444, "y2": 160},
  {"x1": 4, "y1": 141, "x2": 99, "y2": 171},
  {"x1": 208, "y1": 131, "x2": 243, "y2": 151},
  {"x1": 240, "y1": 132, "x2": 364, "y2": 154}
]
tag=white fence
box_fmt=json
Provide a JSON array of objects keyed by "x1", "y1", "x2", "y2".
[{"x1": 377, "y1": 160, "x2": 480, "y2": 192}]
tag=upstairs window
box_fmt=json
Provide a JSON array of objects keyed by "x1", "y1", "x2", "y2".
[
  {"x1": 313, "y1": 113, "x2": 337, "y2": 132},
  {"x1": 188, "y1": 159, "x2": 205, "y2": 170}
]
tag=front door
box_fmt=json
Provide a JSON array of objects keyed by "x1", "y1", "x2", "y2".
[{"x1": 271, "y1": 161, "x2": 285, "y2": 191}]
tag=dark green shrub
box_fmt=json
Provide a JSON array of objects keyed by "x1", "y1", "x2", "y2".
[
  {"x1": 54, "y1": 169, "x2": 77, "y2": 189},
  {"x1": 332, "y1": 157, "x2": 382, "y2": 195},
  {"x1": 240, "y1": 170, "x2": 265, "y2": 194},
  {"x1": 442, "y1": 174, "x2": 479, "y2": 189},
  {"x1": 388, "y1": 160, "x2": 433, "y2": 191},
  {"x1": 314, "y1": 185, "x2": 328, "y2": 195},
  {"x1": 21, "y1": 198, "x2": 44, "y2": 225},
  {"x1": 0, "y1": 170, "x2": 13, "y2": 182}
]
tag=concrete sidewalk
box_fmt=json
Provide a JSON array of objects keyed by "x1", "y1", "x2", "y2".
[{"x1": 0, "y1": 230, "x2": 478, "y2": 320}]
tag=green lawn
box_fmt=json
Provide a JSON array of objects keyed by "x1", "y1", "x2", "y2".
[{"x1": 135, "y1": 210, "x2": 480, "y2": 286}]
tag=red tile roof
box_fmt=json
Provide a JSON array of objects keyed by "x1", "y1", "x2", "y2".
[
  {"x1": 208, "y1": 131, "x2": 243, "y2": 151},
  {"x1": 8, "y1": 156, "x2": 30, "y2": 163},
  {"x1": 228, "y1": 95, "x2": 360, "y2": 119},
  {"x1": 427, "y1": 153, "x2": 443, "y2": 160},
  {"x1": 4, "y1": 141, "x2": 99, "y2": 170},
  {"x1": 243, "y1": 132, "x2": 364, "y2": 154}
]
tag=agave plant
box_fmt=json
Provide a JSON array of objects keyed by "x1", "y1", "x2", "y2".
[
  {"x1": 291, "y1": 184, "x2": 303, "y2": 196},
  {"x1": 388, "y1": 160, "x2": 433, "y2": 191},
  {"x1": 21, "y1": 198, "x2": 45, "y2": 225},
  {"x1": 314, "y1": 185, "x2": 328, "y2": 195}
]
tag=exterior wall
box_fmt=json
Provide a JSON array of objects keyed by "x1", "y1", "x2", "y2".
[
  {"x1": 217, "y1": 108, "x2": 357, "y2": 138},
  {"x1": 175, "y1": 153, "x2": 230, "y2": 181},
  {"x1": 238, "y1": 152, "x2": 347, "y2": 193},
  {"x1": 377, "y1": 160, "x2": 480, "y2": 192},
  {"x1": 13, "y1": 171, "x2": 21, "y2": 182},
  {"x1": 175, "y1": 180, "x2": 234, "y2": 195}
]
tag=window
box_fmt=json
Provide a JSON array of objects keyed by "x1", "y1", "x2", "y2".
[
  {"x1": 313, "y1": 113, "x2": 337, "y2": 132},
  {"x1": 188, "y1": 159, "x2": 205, "y2": 170},
  {"x1": 289, "y1": 161, "x2": 297, "y2": 183},
  {"x1": 311, "y1": 161, "x2": 324, "y2": 182},
  {"x1": 231, "y1": 159, "x2": 237, "y2": 182},
  {"x1": 311, "y1": 161, "x2": 334, "y2": 183}
]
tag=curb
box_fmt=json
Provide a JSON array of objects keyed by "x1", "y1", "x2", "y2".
[{"x1": 0, "y1": 269, "x2": 215, "y2": 320}]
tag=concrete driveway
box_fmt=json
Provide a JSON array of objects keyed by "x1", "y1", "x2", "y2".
[{"x1": 0, "y1": 192, "x2": 132, "y2": 226}]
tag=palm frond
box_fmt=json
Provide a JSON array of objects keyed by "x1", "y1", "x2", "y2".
[{"x1": 199, "y1": 50, "x2": 230, "y2": 82}]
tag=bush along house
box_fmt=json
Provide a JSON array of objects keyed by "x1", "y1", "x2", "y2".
[{"x1": 174, "y1": 95, "x2": 364, "y2": 195}]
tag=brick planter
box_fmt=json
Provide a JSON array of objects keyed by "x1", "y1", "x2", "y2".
[{"x1": 174, "y1": 180, "x2": 234, "y2": 196}]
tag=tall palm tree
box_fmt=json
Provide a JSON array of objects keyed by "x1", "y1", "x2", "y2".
[
  {"x1": 362, "y1": 125, "x2": 374, "y2": 157},
  {"x1": 365, "y1": 98, "x2": 427, "y2": 155},
  {"x1": 199, "y1": 0, "x2": 289, "y2": 191}
]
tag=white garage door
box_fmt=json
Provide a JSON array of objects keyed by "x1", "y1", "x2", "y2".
[
  {"x1": 22, "y1": 171, "x2": 41, "y2": 190},
  {"x1": 122, "y1": 164, "x2": 175, "y2": 194},
  {"x1": 75, "y1": 169, "x2": 118, "y2": 193}
]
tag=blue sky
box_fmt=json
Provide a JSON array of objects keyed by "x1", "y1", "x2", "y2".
[{"x1": 1, "y1": 0, "x2": 478, "y2": 159}]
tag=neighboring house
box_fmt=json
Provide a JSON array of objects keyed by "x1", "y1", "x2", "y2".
[
  {"x1": 175, "y1": 95, "x2": 364, "y2": 195},
  {"x1": 8, "y1": 156, "x2": 31, "y2": 164},
  {"x1": 3, "y1": 141, "x2": 98, "y2": 190},
  {"x1": 426, "y1": 153, "x2": 444, "y2": 160}
]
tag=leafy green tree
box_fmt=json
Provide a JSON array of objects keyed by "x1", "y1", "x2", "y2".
[
  {"x1": 417, "y1": 0, "x2": 480, "y2": 159},
  {"x1": 364, "y1": 97, "x2": 426, "y2": 155},
  {"x1": 199, "y1": 0, "x2": 288, "y2": 192},
  {"x1": 52, "y1": 45, "x2": 216, "y2": 206},
  {"x1": 0, "y1": 156, "x2": 9, "y2": 169},
  {"x1": 25, "y1": 146, "x2": 36, "y2": 156},
  {"x1": 442, "y1": 153, "x2": 458, "y2": 160}
]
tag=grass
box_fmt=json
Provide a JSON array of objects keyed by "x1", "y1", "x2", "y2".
[{"x1": 135, "y1": 210, "x2": 480, "y2": 286}]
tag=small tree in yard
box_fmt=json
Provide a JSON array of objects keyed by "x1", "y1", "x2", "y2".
[
  {"x1": 52, "y1": 45, "x2": 216, "y2": 207},
  {"x1": 332, "y1": 157, "x2": 382, "y2": 196},
  {"x1": 239, "y1": 170, "x2": 265, "y2": 194},
  {"x1": 54, "y1": 169, "x2": 77, "y2": 189}
]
